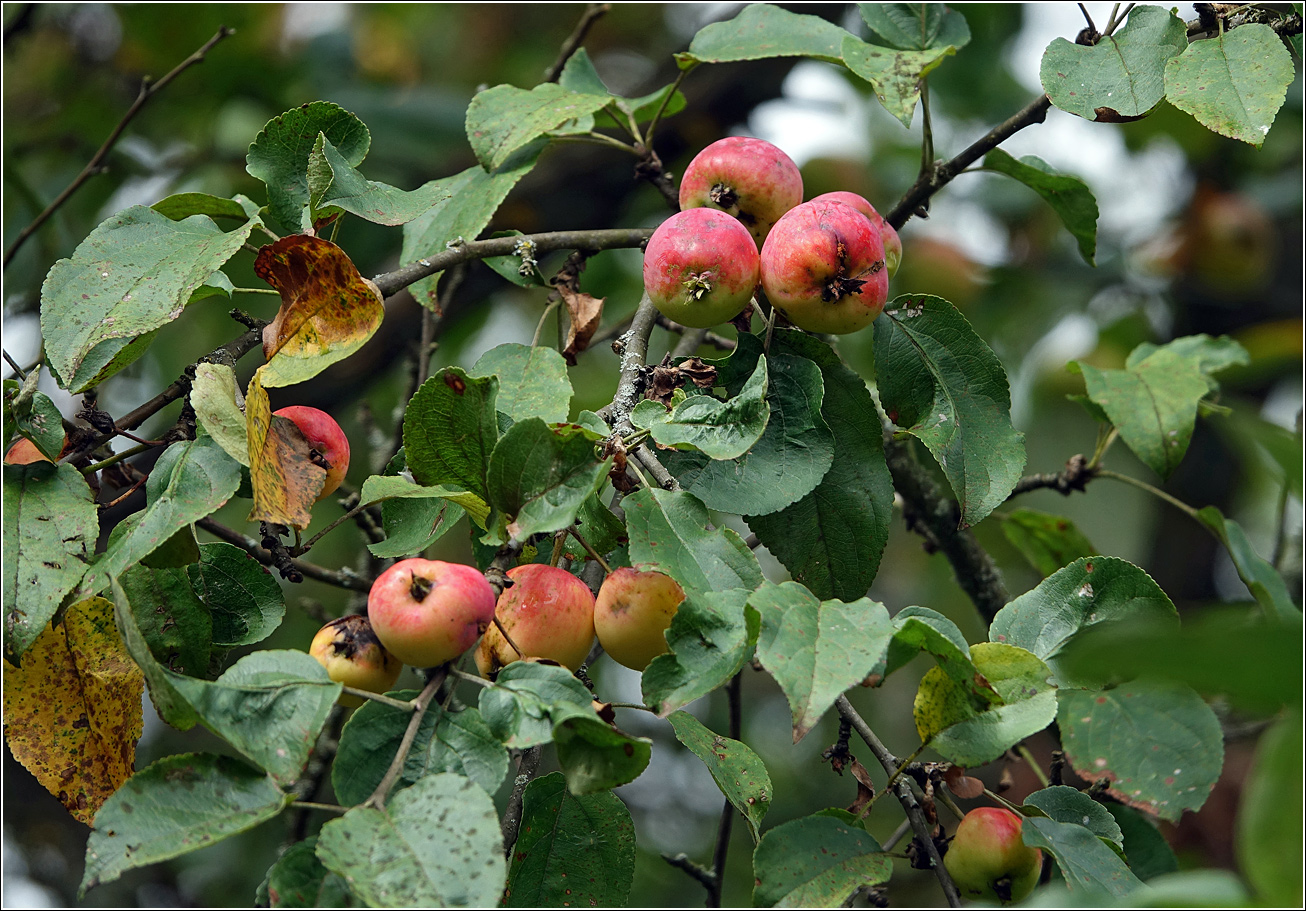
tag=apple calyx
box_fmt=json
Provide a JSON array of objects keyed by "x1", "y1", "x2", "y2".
[
  {"x1": 682, "y1": 272, "x2": 715, "y2": 300},
  {"x1": 409, "y1": 572, "x2": 433, "y2": 602},
  {"x1": 709, "y1": 182, "x2": 740, "y2": 213}
]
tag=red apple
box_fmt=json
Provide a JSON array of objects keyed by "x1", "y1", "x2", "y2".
[
  {"x1": 368, "y1": 558, "x2": 497, "y2": 668},
  {"x1": 759, "y1": 198, "x2": 889, "y2": 335},
  {"x1": 594, "y1": 567, "x2": 685, "y2": 671},
  {"x1": 475, "y1": 564, "x2": 595, "y2": 676},
  {"x1": 273, "y1": 406, "x2": 350, "y2": 500},
  {"x1": 808, "y1": 191, "x2": 902, "y2": 278},
  {"x1": 944, "y1": 807, "x2": 1043, "y2": 904},
  {"x1": 644, "y1": 208, "x2": 760, "y2": 328},
  {"x1": 679, "y1": 137, "x2": 804, "y2": 250},
  {"x1": 309, "y1": 614, "x2": 403, "y2": 707}
]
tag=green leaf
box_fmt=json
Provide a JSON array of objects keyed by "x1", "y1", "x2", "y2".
[
  {"x1": 117, "y1": 563, "x2": 212, "y2": 677},
  {"x1": 1164, "y1": 23, "x2": 1295, "y2": 147},
  {"x1": 245, "y1": 101, "x2": 370, "y2": 234},
  {"x1": 308, "y1": 133, "x2": 449, "y2": 225},
  {"x1": 1076, "y1": 350, "x2": 1211, "y2": 479},
  {"x1": 752, "y1": 814, "x2": 889, "y2": 907},
  {"x1": 1022, "y1": 786, "x2": 1123, "y2": 846},
  {"x1": 1000, "y1": 509, "x2": 1098, "y2": 577},
  {"x1": 1106, "y1": 804, "x2": 1177, "y2": 881},
  {"x1": 623, "y1": 487, "x2": 763, "y2": 594},
  {"x1": 333, "y1": 694, "x2": 508, "y2": 805},
  {"x1": 478, "y1": 661, "x2": 594, "y2": 749},
  {"x1": 1056, "y1": 608, "x2": 1301, "y2": 715},
  {"x1": 681, "y1": 3, "x2": 851, "y2": 68},
  {"x1": 190, "y1": 363, "x2": 249, "y2": 467},
  {"x1": 1039, "y1": 5, "x2": 1188, "y2": 121},
  {"x1": 258, "y1": 836, "x2": 354, "y2": 908},
  {"x1": 749, "y1": 582, "x2": 895, "y2": 742},
  {"x1": 914, "y1": 642, "x2": 1057, "y2": 766},
  {"x1": 664, "y1": 337, "x2": 835, "y2": 516},
  {"x1": 40, "y1": 206, "x2": 258, "y2": 388},
  {"x1": 188, "y1": 542, "x2": 286, "y2": 649},
  {"x1": 505, "y1": 772, "x2": 636, "y2": 908},
  {"x1": 12, "y1": 389, "x2": 64, "y2": 460},
  {"x1": 562, "y1": 492, "x2": 626, "y2": 563},
  {"x1": 151, "y1": 192, "x2": 259, "y2": 223},
  {"x1": 552, "y1": 709, "x2": 652, "y2": 793},
  {"x1": 1130, "y1": 870, "x2": 1250, "y2": 907},
  {"x1": 316, "y1": 773, "x2": 504, "y2": 908},
  {"x1": 1196, "y1": 506, "x2": 1298, "y2": 621},
  {"x1": 632, "y1": 355, "x2": 770, "y2": 460},
  {"x1": 472, "y1": 343, "x2": 573, "y2": 424},
  {"x1": 359, "y1": 473, "x2": 485, "y2": 557},
  {"x1": 989, "y1": 556, "x2": 1178, "y2": 685},
  {"x1": 883, "y1": 606, "x2": 981, "y2": 689},
  {"x1": 982, "y1": 150, "x2": 1099, "y2": 265},
  {"x1": 748, "y1": 331, "x2": 893, "y2": 600},
  {"x1": 1125, "y1": 333, "x2": 1250, "y2": 379},
  {"x1": 859, "y1": 3, "x2": 971, "y2": 51},
  {"x1": 876, "y1": 295, "x2": 1026, "y2": 525},
  {"x1": 167, "y1": 651, "x2": 341, "y2": 786},
  {"x1": 403, "y1": 367, "x2": 499, "y2": 500},
  {"x1": 642, "y1": 589, "x2": 760, "y2": 717},
  {"x1": 3, "y1": 463, "x2": 97, "y2": 661},
  {"x1": 112, "y1": 577, "x2": 199, "y2": 729},
  {"x1": 465, "y1": 83, "x2": 611, "y2": 171},
  {"x1": 485, "y1": 418, "x2": 610, "y2": 542},
  {"x1": 1056, "y1": 680, "x2": 1223, "y2": 821},
  {"x1": 668, "y1": 712, "x2": 772, "y2": 841},
  {"x1": 80, "y1": 753, "x2": 290, "y2": 897},
  {"x1": 841, "y1": 36, "x2": 959, "y2": 127},
  {"x1": 78, "y1": 433, "x2": 241, "y2": 599},
  {"x1": 1021, "y1": 816, "x2": 1143, "y2": 898},
  {"x1": 1237, "y1": 711, "x2": 1302, "y2": 906},
  {"x1": 399, "y1": 150, "x2": 542, "y2": 311}
]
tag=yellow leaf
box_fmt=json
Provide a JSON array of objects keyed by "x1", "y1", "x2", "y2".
[
  {"x1": 246, "y1": 366, "x2": 325, "y2": 530},
  {"x1": 255, "y1": 234, "x2": 385, "y2": 388},
  {"x1": 2, "y1": 596, "x2": 144, "y2": 825}
]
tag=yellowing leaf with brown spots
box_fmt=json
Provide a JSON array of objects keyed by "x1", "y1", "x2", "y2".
[
  {"x1": 2, "y1": 596, "x2": 143, "y2": 825},
  {"x1": 255, "y1": 234, "x2": 384, "y2": 388},
  {"x1": 246, "y1": 366, "x2": 326, "y2": 530}
]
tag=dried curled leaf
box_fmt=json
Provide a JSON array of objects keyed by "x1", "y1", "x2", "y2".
[
  {"x1": 245, "y1": 367, "x2": 326, "y2": 530},
  {"x1": 559, "y1": 287, "x2": 604, "y2": 365}
]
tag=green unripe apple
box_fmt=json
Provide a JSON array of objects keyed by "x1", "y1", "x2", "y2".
[{"x1": 944, "y1": 807, "x2": 1042, "y2": 904}]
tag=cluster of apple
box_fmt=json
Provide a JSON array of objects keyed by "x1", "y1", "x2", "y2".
[
  {"x1": 644, "y1": 136, "x2": 902, "y2": 335},
  {"x1": 313, "y1": 554, "x2": 688, "y2": 703}
]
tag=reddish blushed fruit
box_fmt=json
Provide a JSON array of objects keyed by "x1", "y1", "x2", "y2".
[
  {"x1": 475, "y1": 564, "x2": 596, "y2": 676},
  {"x1": 808, "y1": 191, "x2": 902, "y2": 278},
  {"x1": 944, "y1": 808, "x2": 1043, "y2": 904},
  {"x1": 368, "y1": 558, "x2": 497, "y2": 668},
  {"x1": 594, "y1": 567, "x2": 685, "y2": 671},
  {"x1": 679, "y1": 136, "x2": 804, "y2": 249},
  {"x1": 309, "y1": 615, "x2": 403, "y2": 708},
  {"x1": 644, "y1": 208, "x2": 760, "y2": 328},
  {"x1": 273, "y1": 406, "x2": 350, "y2": 500},
  {"x1": 760, "y1": 199, "x2": 889, "y2": 335}
]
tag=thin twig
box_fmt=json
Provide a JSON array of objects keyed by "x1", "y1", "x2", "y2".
[
  {"x1": 288, "y1": 800, "x2": 347, "y2": 815},
  {"x1": 340, "y1": 687, "x2": 415, "y2": 712},
  {"x1": 707, "y1": 673, "x2": 743, "y2": 907},
  {"x1": 363, "y1": 669, "x2": 445, "y2": 810},
  {"x1": 1078, "y1": 3, "x2": 1097, "y2": 33},
  {"x1": 567, "y1": 527, "x2": 612, "y2": 573},
  {"x1": 543, "y1": 3, "x2": 611, "y2": 83},
  {"x1": 372, "y1": 228, "x2": 651, "y2": 299},
  {"x1": 500, "y1": 746, "x2": 543, "y2": 855},
  {"x1": 1096, "y1": 469, "x2": 1200, "y2": 520},
  {"x1": 4, "y1": 26, "x2": 235, "y2": 269},
  {"x1": 2, "y1": 348, "x2": 27, "y2": 379},
  {"x1": 1017, "y1": 744, "x2": 1050, "y2": 788},
  {"x1": 195, "y1": 517, "x2": 372, "y2": 592}
]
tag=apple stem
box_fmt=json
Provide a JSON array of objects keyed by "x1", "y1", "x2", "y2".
[
  {"x1": 493, "y1": 616, "x2": 526, "y2": 660},
  {"x1": 567, "y1": 527, "x2": 611, "y2": 573},
  {"x1": 362, "y1": 668, "x2": 446, "y2": 810}
]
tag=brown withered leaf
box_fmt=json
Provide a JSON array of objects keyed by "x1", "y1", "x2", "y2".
[
  {"x1": 847, "y1": 758, "x2": 876, "y2": 818},
  {"x1": 942, "y1": 764, "x2": 985, "y2": 799},
  {"x1": 643, "y1": 356, "x2": 718, "y2": 406},
  {"x1": 255, "y1": 234, "x2": 385, "y2": 388},
  {"x1": 2, "y1": 596, "x2": 143, "y2": 825},
  {"x1": 245, "y1": 366, "x2": 326, "y2": 530},
  {"x1": 559, "y1": 287, "x2": 604, "y2": 366}
]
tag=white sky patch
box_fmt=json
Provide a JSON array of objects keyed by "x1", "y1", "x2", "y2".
[{"x1": 749, "y1": 62, "x2": 870, "y2": 167}]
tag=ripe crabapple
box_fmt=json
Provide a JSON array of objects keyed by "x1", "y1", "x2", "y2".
[
  {"x1": 594, "y1": 567, "x2": 685, "y2": 671},
  {"x1": 475, "y1": 564, "x2": 595, "y2": 676},
  {"x1": 368, "y1": 558, "x2": 497, "y2": 668},
  {"x1": 679, "y1": 136, "x2": 803, "y2": 249},
  {"x1": 309, "y1": 614, "x2": 403, "y2": 707},
  {"x1": 944, "y1": 807, "x2": 1043, "y2": 904},
  {"x1": 644, "y1": 208, "x2": 760, "y2": 328},
  {"x1": 808, "y1": 190, "x2": 902, "y2": 278},
  {"x1": 272, "y1": 406, "x2": 350, "y2": 500},
  {"x1": 759, "y1": 198, "x2": 889, "y2": 335}
]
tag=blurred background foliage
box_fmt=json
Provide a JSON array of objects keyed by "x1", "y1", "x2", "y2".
[{"x1": 3, "y1": 3, "x2": 1301, "y2": 907}]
